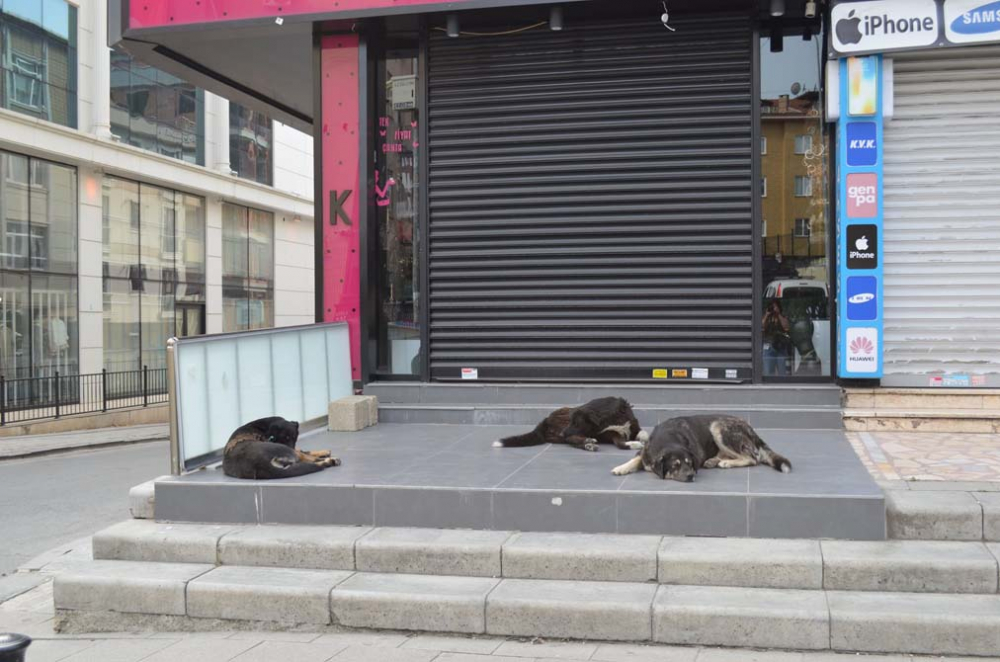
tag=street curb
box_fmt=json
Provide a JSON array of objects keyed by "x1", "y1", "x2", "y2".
[{"x1": 0, "y1": 427, "x2": 168, "y2": 461}]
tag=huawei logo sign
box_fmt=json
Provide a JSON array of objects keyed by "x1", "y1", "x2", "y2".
[{"x1": 850, "y1": 336, "x2": 875, "y2": 355}]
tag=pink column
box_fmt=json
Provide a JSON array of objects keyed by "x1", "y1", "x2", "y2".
[{"x1": 321, "y1": 35, "x2": 362, "y2": 381}]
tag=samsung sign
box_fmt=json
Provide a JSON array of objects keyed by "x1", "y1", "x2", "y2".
[{"x1": 831, "y1": 0, "x2": 1000, "y2": 56}]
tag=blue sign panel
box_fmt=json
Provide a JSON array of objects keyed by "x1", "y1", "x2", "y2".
[
  {"x1": 846, "y1": 276, "x2": 878, "y2": 320},
  {"x1": 846, "y1": 122, "x2": 878, "y2": 167}
]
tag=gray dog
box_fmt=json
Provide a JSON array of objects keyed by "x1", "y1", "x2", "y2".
[{"x1": 612, "y1": 415, "x2": 791, "y2": 482}]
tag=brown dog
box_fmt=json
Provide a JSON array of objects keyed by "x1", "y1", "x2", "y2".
[{"x1": 222, "y1": 416, "x2": 340, "y2": 479}]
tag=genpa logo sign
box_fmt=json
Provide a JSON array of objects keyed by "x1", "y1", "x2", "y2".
[{"x1": 832, "y1": 0, "x2": 939, "y2": 53}]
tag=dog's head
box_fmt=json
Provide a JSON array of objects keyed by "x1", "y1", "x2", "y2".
[
  {"x1": 651, "y1": 449, "x2": 697, "y2": 482},
  {"x1": 265, "y1": 418, "x2": 300, "y2": 448},
  {"x1": 561, "y1": 409, "x2": 595, "y2": 446}
]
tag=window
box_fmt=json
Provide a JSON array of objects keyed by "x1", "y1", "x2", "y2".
[
  {"x1": 794, "y1": 134, "x2": 813, "y2": 155},
  {"x1": 762, "y1": 219, "x2": 768, "y2": 237},
  {"x1": 794, "y1": 176, "x2": 812, "y2": 197},
  {"x1": 229, "y1": 103, "x2": 273, "y2": 186},
  {"x1": 110, "y1": 48, "x2": 205, "y2": 165},
  {"x1": 0, "y1": 0, "x2": 78, "y2": 127},
  {"x1": 102, "y1": 177, "x2": 205, "y2": 373},
  {"x1": 761, "y1": 136, "x2": 767, "y2": 155},
  {"x1": 222, "y1": 203, "x2": 273, "y2": 332},
  {"x1": 794, "y1": 218, "x2": 811, "y2": 238},
  {"x1": 0, "y1": 150, "x2": 78, "y2": 382},
  {"x1": 761, "y1": 177, "x2": 767, "y2": 198}
]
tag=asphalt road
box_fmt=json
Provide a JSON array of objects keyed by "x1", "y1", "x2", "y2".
[{"x1": 0, "y1": 441, "x2": 169, "y2": 576}]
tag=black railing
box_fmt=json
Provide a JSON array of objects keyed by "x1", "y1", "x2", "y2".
[{"x1": 0, "y1": 367, "x2": 168, "y2": 426}]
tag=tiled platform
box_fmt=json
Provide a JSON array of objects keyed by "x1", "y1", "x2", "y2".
[{"x1": 156, "y1": 424, "x2": 885, "y2": 540}]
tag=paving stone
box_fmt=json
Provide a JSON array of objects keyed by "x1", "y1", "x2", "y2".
[
  {"x1": 187, "y1": 565, "x2": 352, "y2": 625},
  {"x1": 696, "y1": 651, "x2": 804, "y2": 662},
  {"x1": 327, "y1": 645, "x2": 438, "y2": 662},
  {"x1": 400, "y1": 634, "x2": 503, "y2": 654},
  {"x1": 138, "y1": 638, "x2": 260, "y2": 662},
  {"x1": 486, "y1": 578, "x2": 656, "y2": 641},
  {"x1": 312, "y1": 631, "x2": 412, "y2": 648},
  {"x1": 229, "y1": 641, "x2": 344, "y2": 662},
  {"x1": 219, "y1": 525, "x2": 370, "y2": 570},
  {"x1": 799, "y1": 654, "x2": 910, "y2": 662},
  {"x1": 975, "y1": 492, "x2": 1000, "y2": 541},
  {"x1": 502, "y1": 532, "x2": 659, "y2": 582},
  {"x1": 494, "y1": 639, "x2": 598, "y2": 659},
  {"x1": 652, "y1": 585, "x2": 829, "y2": 650},
  {"x1": 91, "y1": 520, "x2": 234, "y2": 564},
  {"x1": 58, "y1": 639, "x2": 178, "y2": 662},
  {"x1": 16, "y1": 639, "x2": 94, "y2": 662},
  {"x1": 828, "y1": 590, "x2": 1000, "y2": 656},
  {"x1": 331, "y1": 572, "x2": 499, "y2": 633},
  {"x1": 658, "y1": 537, "x2": 822, "y2": 589},
  {"x1": 822, "y1": 540, "x2": 999, "y2": 593},
  {"x1": 53, "y1": 560, "x2": 213, "y2": 616},
  {"x1": 432, "y1": 655, "x2": 524, "y2": 662},
  {"x1": 226, "y1": 631, "x2": 321, "y2": 642},
  {"x1": 885, "y1": 491, "x2": 983, "y2": 540},
  {"x1": 591, "y1": 642, "x2": 699, "y2": 662},
  {"x1": 355, "y1": 527, "x2": 510, "y2": 577}
]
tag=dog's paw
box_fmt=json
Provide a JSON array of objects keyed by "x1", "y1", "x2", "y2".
[
  {"x1": 492, "y1": 440, "x2": 504, "y2": 448},
  {"x1": 311, "y1": 450, "x2": 332, "y2": 458},
  {"x1": 626, "y1": 440, "x2": 644, "y2": 450},
  {"x1": 612, "y1": 464, "x2": 630, "y2": 475},
  {"x1": 321, "y1": 457, "x2": 342, "y2": 467},
  {"x1": 583, "y1": 441, "x2": 599, "y2": 452},
  {"x1": 637, "y1": 430, "x2": 649, "y2": 443}
]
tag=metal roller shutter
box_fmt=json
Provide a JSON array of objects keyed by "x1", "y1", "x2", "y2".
[
  {"x1": 426, "y1": 13, "x2": 754, "y2": 381},
  {"x1": 882, "y1": 47, "x2": 1000, "y2": 387}
]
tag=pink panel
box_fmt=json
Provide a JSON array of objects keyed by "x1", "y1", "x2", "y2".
[
  {"x1": 131, "y1": 0, "x2": 480, "y2": 29},
  {"x1": 321, "y1": 35, "x2": 361, "y2": 381}
]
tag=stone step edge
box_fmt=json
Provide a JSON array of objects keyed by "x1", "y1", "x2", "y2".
[
  {"x1": 93, "y1": 520, "x2": 1000, "y2": 593},
  {"x1": 381, "y1": 403, "x2": 842, "y2": 412},
  {"x1": 845, "y1": 408, "x2": 1000, "y2": 419},
  {"x1": 53, "y1": 562, "x2": 1000, "y2": 656}
]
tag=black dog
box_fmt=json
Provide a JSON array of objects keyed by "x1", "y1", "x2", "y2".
[
  {"x1": 493, "y1": 396, "x2": 647, "y2": 452},
  {"x1": 612, "y1": 415, "x2": 791, "y2": 481},
  {"x1": 222, "y1": 416, "x2": 340, "y2": 479}
]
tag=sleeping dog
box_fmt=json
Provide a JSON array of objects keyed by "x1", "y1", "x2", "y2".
[
  {"x1": 612, "y1": 415, "x2": 791, "y2": 481},
  {"x1": 493, "y1": 396, "x2": 648, "y2": 452},
  {"x1": 223, "y1": 416, "x2": 340, "y2": 479}
]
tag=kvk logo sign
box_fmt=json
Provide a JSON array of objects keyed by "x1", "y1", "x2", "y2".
[
  {"x1": 847, "y1": 276, "x2": 878, "y2": 321},
  {"x1": 846, "y1": 123, "x2": 878, "y2": 167},
  {"x1": 832, "y1": 0, "x2": 939, "y2": 54},
  {"x1": 846, "y1": 173, "x2": 878, "y2": 218},
  {"x1": 846, "y1": 327, "x2": 879, "y2": 374}
]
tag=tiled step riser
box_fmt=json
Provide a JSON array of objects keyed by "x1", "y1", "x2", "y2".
[
  {"x1": 93, "y1": 522, "x2": 1000, "y2": 594},
  {"x1": 54, "y1": 565, "x2": 1000, "y2": 657},
  {"x1": 845, "y1": 388, "x2": 1000, "y2": 410},
  {"x1": 378, "y1": 405, "x2": 844, "y2": 430},
  {"x1": 367, "y1": 384, "x2": 843, "y2": 408}
]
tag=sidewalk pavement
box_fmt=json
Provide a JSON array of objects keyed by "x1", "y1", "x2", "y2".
[{"x1": 0, "y1": 424, "x2": 168, "y2": 460}]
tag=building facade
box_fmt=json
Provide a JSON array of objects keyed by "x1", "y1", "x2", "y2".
[{"x1": 0, "y1": 0, "x2": 315, "y2": 386}]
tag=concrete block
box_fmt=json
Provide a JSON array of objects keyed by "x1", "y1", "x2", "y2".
[
  {"x1": 53, "y1": 560, "x2": 213, "y2": 616},
  {"x1": 91, "y1": 520, "x2": 234, "y2": 564},
  {"x1": 885, "y1": 490, "x2": 982, "y2": 540},
  {"x1": 187, "y1": 565, "x2": 352, "y2": 625},
  {"x1": 486, "y1": 578, "x2": 656, "y2": 641},
  {"x1": 658, "y1": 537, "x2": 822, "y2": 589},
  {"x1": 828, "y1": 590, "x2": 1000, "y2": 656},
  {"x1": 502, "y1": 532, "x2": 659, "y2": 583},
  {"x1": 652, "y1": 585, "x2": 829, "y2": 650},
  {"x1": 821, "y1": 540, "x2": 998, "y2": 593},
  {"x1": 331, "y1": 572, "x2": 499, "y2": 633},
  {"x1": 219, "y1": 525, "x2": 370, "y2": 570},
  {"x1": 975, "y1": 492, "x2": 1000, "y2": 541},
  {"x1": 355, "y1": 527, "x2": 510, "y2": 577},
  {"x1": 128, "y1": 478, "x2": 163, "y2": 519},
  {"x1": 329, "y1": 395, "x2": 377, "y2": 431}
]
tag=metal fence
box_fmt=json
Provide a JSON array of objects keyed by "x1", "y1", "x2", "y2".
[{"x1": 0, "y1": 367, "x2": 168, "y2": 426}]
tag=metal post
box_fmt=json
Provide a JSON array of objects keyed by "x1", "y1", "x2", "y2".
[
  {"x1": 1, "y1": 375, "x2": 6, "y2": 426},
  {"x1": 143, "y1": 365, "x2": 148, "y2": 407},
  {"x1": 102, "y1": 369, "x2": 108, "y2": 412},
  {"x1": 55, "y1": 371, "x2": 61, "y2": 419}
]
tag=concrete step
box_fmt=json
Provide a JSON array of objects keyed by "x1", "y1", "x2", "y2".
[
  {"x1": 54, "y1": 559, "x2": 1000, "y2": 656},
  {"x1": 379, "y1": 403, "x2": 844, "y2": 430},
  {"x1": 92, "y1": 520, "x2": 1000, "y2": 594},
  {"x1": 886, "y1": 490, "x2": 1000, "y2": 541},
  {"x1": 367, "y1": 382, "x2": 844, "y2": 408},
  {"x1": 844, "y1": 407, "x2": 1000, "y2": 433},
  {"x1": 845, "y1": 387, "x2": 1000, "y2": 410}
]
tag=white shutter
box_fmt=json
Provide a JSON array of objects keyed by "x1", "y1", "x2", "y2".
[{"x1": 882, "y1": 46, "x2": 1000, "y2": 387}]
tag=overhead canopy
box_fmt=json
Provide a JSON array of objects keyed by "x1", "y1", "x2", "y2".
[{"x1": 108, "y1": 0, "x2": 593, "y2": 134}]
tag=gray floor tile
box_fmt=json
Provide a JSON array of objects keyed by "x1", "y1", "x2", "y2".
[
  {"x1": 60, "y1": 639, "x2": 179, "y2": 662},
  {"x1": 399, "y1": 634, "x2": 504, "y2": 654},
  {"x1": 493, "y1": 490, "x2": 617, "y2": 533},
  {"x1": 592, "y1": 642, "x2": 699, "y2": 662},
  {"x1": 260, "y1": 485, "x2": 374, "y2": 525},
  {"x1": 617, "y1": 493, "x2": 747, "y2": 536},
  {"x1": 140, "y1": 638, "x2": 259, "y2": 662},
  {"x1": 494, "y1": 639, "x2": 599, "y2": 659},
  {"x1": 229, "y1": 641, "x2": 344, "y2": 662},
  {"x1": 749, "y1": 495, "x2": 885, "y2": 540},
  {"x1": 14, "y1": 639, "x2": 94, "y2": 662},
  {"x1": 373, "y1": 487, "x2": 494, "y2": 529},
  {"x1": 329, "y1": 645, "x2": 438, "y2": 662}
]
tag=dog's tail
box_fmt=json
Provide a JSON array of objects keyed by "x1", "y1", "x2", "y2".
[
  {"x1": 753, "y1": 434, "x2": 792, "y2": 473},
  {"x1": 493, "y1": 427, "x2": 547, "y2": 448},
  {"x1": 258, "y1": 457, "x2": 328, "y2": 479}
]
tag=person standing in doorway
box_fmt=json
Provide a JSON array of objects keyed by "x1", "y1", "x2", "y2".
[{"x1": 763, "y1": 299, "x2": 792, "y2": 376}]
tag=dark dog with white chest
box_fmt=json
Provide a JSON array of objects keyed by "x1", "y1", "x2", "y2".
[
  {"x1": 493, "y1": 396, "x2": 648, "y2": 452},
  {"x1": 223, "y1": 416, "x2": 340, "y2": 479},
  {"x1": 612, "y1": 415, "x2": 791, "y2": 481}
]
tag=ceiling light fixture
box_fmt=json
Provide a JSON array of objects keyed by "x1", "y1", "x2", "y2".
[
  {"x1": 549, "y1": 6, "x2": 563, "y2": 31},
  {"x1": 446, "y1": 14, "x2": 460, "y2": 37}
]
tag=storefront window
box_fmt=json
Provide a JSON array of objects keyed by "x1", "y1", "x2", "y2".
[
  {"x1": 222, "y1": 203, "x2": 274, "y2": 331},
  {"x1": 229, "y1": 103, "x2": 273, "y2": 186},
  {"x1": 760, "y1": 24, "x2": 831, "y2": 378},
  {"x1": 0, "y1": 0, "x2": 77, "y2": 128},
  {"x1": 102, "y1": 177, "x2": 205, "y2": 372},
  {"x1": 373, "y1": 53, "x2": 420, "y2": 375},
  {"x1": 110, "y1": 47, "x2": 204, "y2": 165},
  {"x1": 0, "y1": 151, "x2": 78, "y2": 380}
]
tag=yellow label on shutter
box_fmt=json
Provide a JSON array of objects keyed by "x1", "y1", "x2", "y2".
[{"x1": 652, "y1": 369, "x2": 668, "y2": 379}]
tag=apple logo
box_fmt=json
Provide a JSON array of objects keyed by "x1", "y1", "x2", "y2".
[
  {"x1": 837, "y1": 10, "x2": 863, "y2": 46},
  {"x1": 855, "y1": 235, "x2": 869, "y2": 251}
]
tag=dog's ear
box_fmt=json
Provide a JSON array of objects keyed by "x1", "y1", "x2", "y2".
[{"x1": 651, "y1": 457, "x2": 668, "y2": 479}]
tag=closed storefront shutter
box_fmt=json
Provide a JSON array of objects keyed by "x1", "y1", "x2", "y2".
[
  {"x1": 426, "y1": 14, "x2": 753, "y2": 381},
  {"x1": 882, "y1": 47, "x2": 1000, "y2": 387}
]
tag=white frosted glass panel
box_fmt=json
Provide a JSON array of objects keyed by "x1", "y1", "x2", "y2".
[
  {"x1": 271, "y1": 333, "x2": 304, "y2": 422},
  {"x1": 205, "y1": 341, "x2": 242, "y2": 454},
  {"x1": 178, "y1": 343, "x2": 210, "y2": 459},
  {"x1": 326, "y1": 326, "x2": 352, "y2": 400},
  {"x1": 236, "y1": 335, "x2": 273, "y2": 419},
  {"x1": 300, "y1": 328, "x2": 329, "y2": 420}
]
